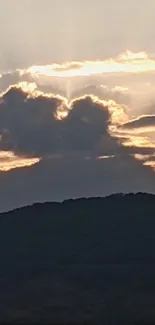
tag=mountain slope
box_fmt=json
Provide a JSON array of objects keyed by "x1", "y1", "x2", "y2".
[{"x1": 0, "y1": 193, "x2": 155, "y2": 324}]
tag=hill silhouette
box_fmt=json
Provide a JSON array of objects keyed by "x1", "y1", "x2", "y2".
[{"x1": 0, "y1": 193, "x2": 155, "y2": 324}]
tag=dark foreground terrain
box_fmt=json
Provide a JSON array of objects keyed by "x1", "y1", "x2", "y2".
[{"x1": 1, "y1": 193, "x2": 155, "y2": 324}]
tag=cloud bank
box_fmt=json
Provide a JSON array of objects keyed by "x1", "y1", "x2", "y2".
[
  {"x1": 0, "y1": 82, "x2": 154, "y2": 165},
  {"x1": 19, "y1": 51, "x2": 155, "y2": 78},
  {"x1": 119, "y1": 115, "x2": 155, "y2": 133},
  {"x1": 0, "y1": 51, "x2": 154, "y2": 211}
]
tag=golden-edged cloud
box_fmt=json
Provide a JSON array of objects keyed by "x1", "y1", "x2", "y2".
[
  {"x1": 19, "y1": 51, "x2": 155, "y2": 79},
  {"x1": 120, "y1": 135, "x2": 155, "y2": 149},
  {"x1": 114, "y1": 113, "x2": 155, "y2": 153},
  {"x1": 133, "y1": 153, "x2": 155, "y2": 171},
  {"x1": 119, "y1": 115, "x2": 155, "y2": 133},
  {"x1": 0, "y1": 82, "x2": 154, "y2": 173},
  {"x1": 0, "y1": 151, "x2": 39, "y2": 171},
  {"x1": 144, "y1": 160, "x2": 155, "y2": 170}
]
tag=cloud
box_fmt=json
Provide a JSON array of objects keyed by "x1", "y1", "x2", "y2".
[
  {"x1": 119, "y1": 134, "x2": 155, "y2": 149},
  {"x1": 0, "y1": 50, "x2": 151, "y2": 113},
  {"x1": 144, "y1": 160, "x2": 155, "y2": 169},
  {"x1": 119, "y1": 115, "x2": 155, "y2": 133},
  {"x1": 0, "y1": 151, "x2": 39, "y2": 171},
  {"x1": 72, "y1": 84, "x2": 131, "y2": 106},
  {"x1": 0, "y1": 153, "x2": 154, "y2": 212},
  {"x1": 0, "y1": 86, "x2": 68, "y2": 157},
  {"x1": 0, "y1": 84, "x2": 154, "y2": 163},
  {"x1": 0, "y1": 85, "x2": 126, "y2": 158},
  {"x1": 1, "y1": 50, "x2": 155, "y2": 112},
  {"x1": 19, "y1": 51, "x2": 155, "y2": 79},
  {"x1": 0, "y1": 83, "x2": 153, "y2": 211},
  {"x1": 0, "y1": 71, "x2": 28, "y2": 92},
  {"x1": 133, "y1": 153, "x2": 155, "y2": 171}
]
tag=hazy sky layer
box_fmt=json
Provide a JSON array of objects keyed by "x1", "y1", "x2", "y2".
[
  {"x1": 0, "y1": 0, "x2": 155, "y2": 70},
  {"x1": 0, "y1": 0, "x2": 155, "y2": 211}
]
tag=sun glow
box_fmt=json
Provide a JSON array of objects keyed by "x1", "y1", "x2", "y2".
[{"x1": 19, "y1": 51, "x2": 155, "y2": 79}]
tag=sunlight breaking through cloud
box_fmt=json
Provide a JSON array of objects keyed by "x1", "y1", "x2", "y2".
[
  {"x1": 19, "y1": 51, "x2": 155, "y2": 79},
  {"x1": 0, "y1": 82, "x2": 154, "y2": 173}
]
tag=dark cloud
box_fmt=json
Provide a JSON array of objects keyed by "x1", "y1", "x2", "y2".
[
  {"x1": 65, "y1": 96, "x2": 110, "y2": 151},
  {"x1": 0, "y1": 86, "x2": 154, "y2": 159},
  {"x1": 0, "y1": 86, "x2": 154, "y2": 212},
  {"x1": 0, "y1": 87, "x2": 66, "y2": 156},
  {"x1": 119, "y1": 115, "x2": 155, "y2": 131},
  {"x1": 0, "y1": 87, "x2": 118, "y2": 157}
]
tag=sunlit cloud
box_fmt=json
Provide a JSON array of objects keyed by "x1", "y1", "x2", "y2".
[
  {"x1": 4, "y1": 83, "x2": 128, "y2": 125},
  {"x1": 15, "y1": 82, "x2": 69, "y2": 120},
  {"x1": 0, "y1": 151, "x2": 40, "y2": 171},
  {"x1": 0, "y1": 82, "x2": 69, "y2": 121},
  {"x1": 120, "y1": 134, "x2": 155, "y2": 149},
  {"x1": 54, "y1": 105, "x2": 69, "y2": 120},
  {"x1": 143, "y1": 160, "x2": 155, "y2": 170},
  {"x1": 17, "y1": 81, "x2": 38, "y2": 94},
  {"x1": 68, "y1": 94, "x2": 128, "y2": 127},
  {"x1": 133, "y1": 153, "x2": 155, "y2": 171},
  {"x1": 97, "y1": 155, "x2": 115, "y2": 160},
  {"x1": 118, "y1": 51, "x2": 148, "y2": 61},
  {"x1": 19, "y1": 51, "x2": 155, "y2": 80},
  {"x1": 119, "y1": 115, "x2": 155, "y2": 133},
  {"x1": 0, "y1": 83, "x2": 154, "y2": 174},
  {"x1": 112, "y1": 86, "x2": 129, "y2": 92},
  {"x1": 133, "y1": 153, "x2": 155, "y2": 161}
]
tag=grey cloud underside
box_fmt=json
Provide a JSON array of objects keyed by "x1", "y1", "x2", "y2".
[
  {"x1": 120, "y1": 115, "x2": 155, "y2": 130},
  {"x1": 0, "y1": 87, "x2": 154, "y2": 159},
  {"x1": 0, "y1": 87, "x2": 154, "y2": 211},
  {"x1": 0, "y1": 88, "x2": 113, "y2": 156}
]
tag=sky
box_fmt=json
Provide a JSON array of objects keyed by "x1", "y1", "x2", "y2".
[{"x1": 0, "y1": 0, "x2": 155, "y2": 211}]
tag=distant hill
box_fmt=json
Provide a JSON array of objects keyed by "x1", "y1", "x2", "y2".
[{"x1": 0, "y1": 193, "x2": 155, "y2": 324}]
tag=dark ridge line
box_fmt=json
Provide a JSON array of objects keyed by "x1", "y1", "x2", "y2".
[{"x1": 1, "y1": 191, "x2": 155, "y2": 216}]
